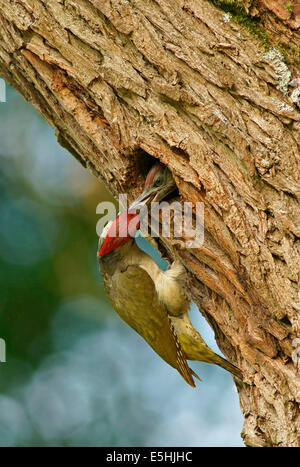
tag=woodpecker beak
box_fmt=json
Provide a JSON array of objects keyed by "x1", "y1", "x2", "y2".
[
  {"x1": 129, "y1": 188, "x2": 157, "y2": 210},
  {"x1": 129, "y1": 183, "x2": 176, "y2": 211}
]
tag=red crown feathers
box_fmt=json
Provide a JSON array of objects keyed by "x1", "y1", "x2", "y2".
[
  {"x1": 144, "y1": 163, "x2": 164, "y2": 187},
  {"x1": 97, "y1": 211, "x2": 140, "y2": 257}
]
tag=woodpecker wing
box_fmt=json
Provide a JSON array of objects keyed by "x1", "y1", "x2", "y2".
[{"x1": 104, "y1": 265, "x2": 196, "y2": 387}]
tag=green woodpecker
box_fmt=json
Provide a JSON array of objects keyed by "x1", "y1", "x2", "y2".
[{"x1": 97, "y1": 163, "x2": 242, "y2": 385}]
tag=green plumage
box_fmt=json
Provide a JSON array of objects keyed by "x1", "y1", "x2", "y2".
[{"x1": 99, "y1": 257, "x2": 197, "y2": 386}]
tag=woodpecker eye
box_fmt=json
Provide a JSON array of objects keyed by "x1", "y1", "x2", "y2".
[{"x1": 154, "y1": 176, "x2": 162, "y2": 186}]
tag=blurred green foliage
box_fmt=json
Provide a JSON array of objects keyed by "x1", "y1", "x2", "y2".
[{"x1": 0, "y1": 86, "x2": 113, "y2": 364}]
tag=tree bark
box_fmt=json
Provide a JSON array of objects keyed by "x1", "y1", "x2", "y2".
[{"x1": 1, "y1": 0, "x2": 299, "y2": 447}]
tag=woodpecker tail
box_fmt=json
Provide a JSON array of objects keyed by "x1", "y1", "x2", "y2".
[
  {"x1": 190, "y1": 369, "x2": 202, "y2": 382},
  {"x1": 170, "y1": 315, "x2": 243, "y2": 381},
  {"x1": 214, "y1": 354, "x2": 243, "y2": 380}
]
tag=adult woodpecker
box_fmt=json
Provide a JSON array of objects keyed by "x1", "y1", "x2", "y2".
[
  {"x1": 98, "y1": 211, "x2": 198, "y2": 387},
  {"x1": 128, "y1": 163, "x2": 242, "y2": 380},
  {"x1": 97, "y1": 164, "x2": 242, "y2": 383}
]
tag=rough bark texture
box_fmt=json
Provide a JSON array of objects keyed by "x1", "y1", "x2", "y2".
[{"x1": 0, "y1": 0, "x2": 300, "y2": 447}]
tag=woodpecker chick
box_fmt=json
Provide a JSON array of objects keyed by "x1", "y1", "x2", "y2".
[{"x1": 129, "y1": 163, "x2": 177, "y2": 210}]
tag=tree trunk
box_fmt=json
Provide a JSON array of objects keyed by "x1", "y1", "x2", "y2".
[{"x1": 1, "y1": 0, "x2": 299, "y2": 447}]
